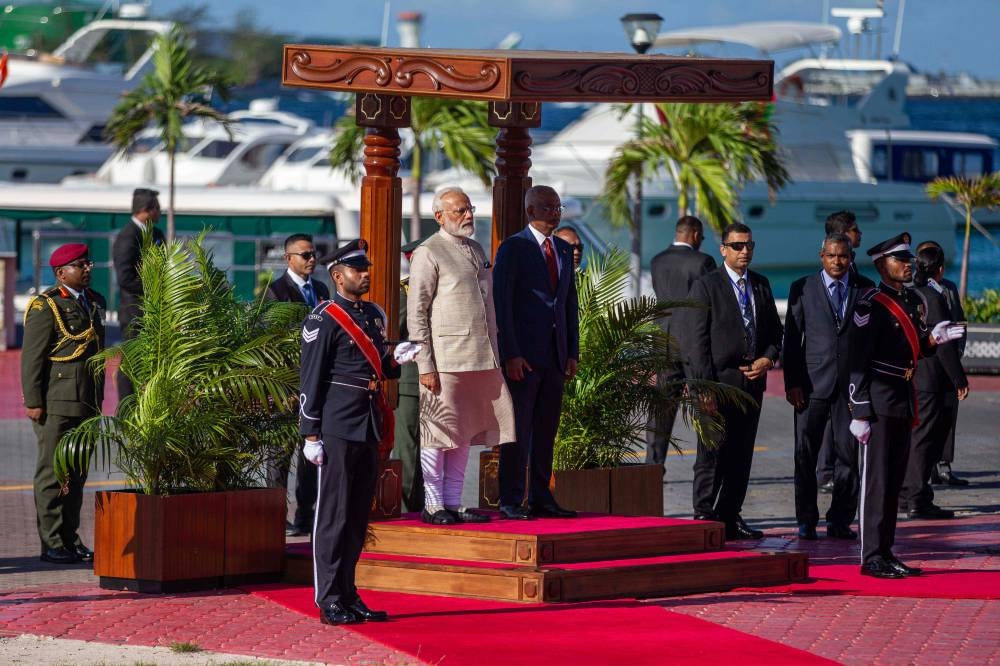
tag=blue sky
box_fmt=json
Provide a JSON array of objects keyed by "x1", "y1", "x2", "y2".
[{"x1": 155, "y1": 0, "x2": 1000, "y2": 79}]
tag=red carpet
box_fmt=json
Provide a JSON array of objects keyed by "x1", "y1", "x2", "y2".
[
  {"x1": 248, "y1": 585, "x2": 836, "y2": 665},
  {"x1": 735, "y1": 563, "x2": 1000, "y2": 598}
]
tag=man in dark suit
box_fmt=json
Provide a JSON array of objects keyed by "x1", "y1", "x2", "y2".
[
  {"x1": 112, "y1": 188, "x2": 164, "y2": 400},
  {"x1": 902, "y1": 243, "x2": 969, "y2": 519},
  {"x1": 493, "y1": 185, "x2": 580, "y2": 520},
  {"x1": 646, "y1": 215, "x2": 716, "y2": 469},
  {"x1": 299, "y1": 239, "x2": 414, "y2": 624},
  {"x1": 264, "y1": 233, "x2": 331, "y2": 536},
  {"x1": 816, "y1": 210, "x2": 865, "y2": 492},
  {"x1": 21, "y1": 244, "x2": 105, "y2": 564},
  {"x1": 682, "y1": 222, "x2": 783, "y2": 540},
  {"x1": 916, "y1": 240, "x2": 970, "y2": 487},
  {"x1": 783, "y1": 233, "x2": 872, "y2": 541},
  {"x1": 393, "y1": 237, "x2": 425, "y2": 514}
]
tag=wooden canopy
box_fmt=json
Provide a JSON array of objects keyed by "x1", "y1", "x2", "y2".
[{"x1": 281, "y1": 44, "x2": 773, "y2": 516}]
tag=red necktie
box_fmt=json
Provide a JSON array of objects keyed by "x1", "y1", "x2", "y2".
[{"x1": 543, "y1": 237, "x2": 559, "y2": 291}]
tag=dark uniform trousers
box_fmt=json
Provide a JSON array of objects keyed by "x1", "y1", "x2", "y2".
[
  {"x1": 313, "y1": 434, "x2": 379, "y2": 605},
  {"x1": 860, "y1": 415, "x2": 911, "y2": 563},
  {"x1": 693, "y1": 388, "x2": 762, "y2": 521},
  {"x1": 34, "y1": 414, "x2": 88, "y2": 550},
  {"x1": 902, "y1": 390, "x2": 955, "y2": 510},
  {"x1": 794, "y1": 395, "x2": 859, "y2": 528}
]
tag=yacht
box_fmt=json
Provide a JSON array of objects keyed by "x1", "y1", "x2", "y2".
[
  {"x1": 83, "y1": 100, "x2": 317, "y2": 187},
  {"x1": 0, "y1": 14, "x2": 173, "y2": 182},
  {"x1": 258, "y1": 130, "x2": 359, "y2": 194},
  {"x1": 432, "y1": 19, "x2": 996, "y2": 285}
]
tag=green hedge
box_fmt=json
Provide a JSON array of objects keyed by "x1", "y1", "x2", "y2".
[{"x1": 964, "y1": 289, "x2": 1000, "y2": 324}]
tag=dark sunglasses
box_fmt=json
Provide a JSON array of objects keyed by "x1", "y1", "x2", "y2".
[
  {"x1": 567, "y1": 243, "x2": 585, "y2": 251},
  {"x1": 287, "y1": 251, "x2": 317, "y2": 260},
  {"x1": 723, "y1": 241, "x2": 756, "y2": 252}
]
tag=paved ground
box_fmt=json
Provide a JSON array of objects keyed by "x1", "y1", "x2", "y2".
[{"x1": 1, "y1": 350, "x2": 997, "y2": 664}]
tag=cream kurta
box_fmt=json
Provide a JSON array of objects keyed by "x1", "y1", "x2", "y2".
[{"x1": 407, "y1": 229, "x2": 515, "y2": 449}]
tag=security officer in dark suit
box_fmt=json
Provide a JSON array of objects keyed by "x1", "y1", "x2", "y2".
[
  {"x1": 298, "y1": 239, "x2": 415, "y2": 625},
  {"x1": 264, "y1": 233, "x2": 331, "y2": 536},
  {"x1": 112, "y1": 188, "x2": 164, "y2": 400},
  {"x1": 392, "y1": 237, "x2": 425, "y2": 513},
  {"x1": 848, "y1": 233, "x2": 965, "y2": 579},
  {"x1": 21, "y1": 243, "x2": 105, "y2": 565}
]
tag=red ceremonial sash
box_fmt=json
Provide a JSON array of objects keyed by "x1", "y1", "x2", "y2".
[
  {"x1": 322, "y1": 301, "x2": 395, "y2": 452},
  {"x1": 871, "y1": 291, "x2": 921, "y2": 425}
]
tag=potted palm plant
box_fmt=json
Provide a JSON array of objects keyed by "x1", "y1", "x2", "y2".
[
  {"x1": 480, "y1": 248, "x2": 748, "y2": 516},
  {"x1": 55, "y1": 234, "x2": 305, "y2": 592}
]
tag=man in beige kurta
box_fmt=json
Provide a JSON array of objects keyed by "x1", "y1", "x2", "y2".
[{"x1": 407, "y1": 187, "x2": 515, "y2": 525}]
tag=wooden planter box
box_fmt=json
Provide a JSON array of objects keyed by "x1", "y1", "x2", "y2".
[
  {"x1": 478, "y1": 447, "x2": 663, "y2": 516},
  {"x1": 94, "y1": 488, "x2": 285, "y2": 593}
]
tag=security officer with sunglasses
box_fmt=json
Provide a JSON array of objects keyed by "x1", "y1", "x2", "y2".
[{"x1": 21, "y1": 243, "x2": 106, "y2": 565}]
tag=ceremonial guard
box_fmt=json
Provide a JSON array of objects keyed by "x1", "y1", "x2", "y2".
[
  {"x1": 848, "y1": 233, "x2": 965, "y2": 579},
  {"x1": 21, "y1": 243, "x2": 105, "y2": 564},
  {"x1": 298, "y1": 239, "x2": 419, "y2": 625}
]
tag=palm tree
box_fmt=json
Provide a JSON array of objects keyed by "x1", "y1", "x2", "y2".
[
  {"x1": 926, "y1": 172, "x2": 1000, "y2": 301},
  {"x1": 329, "y1": 97, "x2": 497, "y2": 242},
  {"x1": 104, "y1": 26, "x2": 232, "y2": 242},
  {"x1": 602, "y1": 102, "x2": 789, "y2": 293},
  {"x1": 555, "y1": 248, "x2": 752, "y2": 470},
  {"x1": 54, "y1": 234, "x2": 304, "y2": 495}
]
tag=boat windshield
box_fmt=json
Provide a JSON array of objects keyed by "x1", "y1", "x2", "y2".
[{"x1": 284, "y1": 146, "x2": 324, "y2": 164}]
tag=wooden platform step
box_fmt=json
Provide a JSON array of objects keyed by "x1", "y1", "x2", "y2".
[
  {"x1": 286, "y1": 548, "x2": 808, "y2": 603},
  {"x1": 362, "y1": 513, "x2": 725, "y2": 566}
]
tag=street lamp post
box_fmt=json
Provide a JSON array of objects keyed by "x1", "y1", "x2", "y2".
[{"x1": 620, "y1": 13, "x2": 662, "y2": 297}]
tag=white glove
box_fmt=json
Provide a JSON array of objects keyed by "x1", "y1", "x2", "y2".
[
  {"x1": 931, "y1": 320, "x2": 965, "y2": 344},
  {"x1": 393, "y1": 341, "x2": 422, "y2": 364},
  {"x1": 303, "y1": 440, "x2": 325, "y2": 465},
  {"x1": 849, "y1": 419, "x2": 871, "y2": 445}
]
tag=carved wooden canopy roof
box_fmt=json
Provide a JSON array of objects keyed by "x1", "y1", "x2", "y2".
[{"x1": 282, "y1": 46, "x2": 773, "y2": 103}]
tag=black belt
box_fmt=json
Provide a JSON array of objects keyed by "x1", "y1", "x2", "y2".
[
  {"x1": 872, "y1": 360, "x2": 914, "y2": 380},
  {"x1": 329, "y1": 373, "x2": 382, "y2": 392}
]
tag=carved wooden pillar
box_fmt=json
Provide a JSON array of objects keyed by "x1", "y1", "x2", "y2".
[
  {"x1": 356, "y1": 92, "x2": 410, "y2": 519},
  {"x1": 489, "y1": 102, "x2": 542, "y2": 257}
]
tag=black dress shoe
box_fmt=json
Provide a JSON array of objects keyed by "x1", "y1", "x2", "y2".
[
  {"x1": 528, "y1": 503, "x2": 578, "y2": 519},
  {"x1": 939, "y1": 469, "x2": 970, "y2": 486},
  {"x1": 818, "y1": 480, "x2": 835, "y2": 494},
  {"x1": 908, "y1": 504, "x2": 955, "y2": 520},
  {"x1": 421, "y1": 508, "x2": 457, "y2": 525},
  {"x1": 725, "y1": 517, "x2": 763, "y2": 540},
  {"x1": 886, "y1": 555, "x2": 923, "y2": 576},
  {"x1": 826, "y1": 523, "x2": 858, "y2": 540},
  {"x1": 286, "y1": 524, "x2": 310, "y2": 537},
  {"x1": 40, "y1": 547, "x2": 78, "y2": 564},
  {"x1": 860, "y1": 558, "x2": 905, "y2": 579},
  {"x1": 347, "y1": 597, "x2": 389, "y2": 622},
  {"x1": 320, "y1": 602, "x2": 362, "y2": 625},
  {"x1": 797, "y1": 524, "x2": 818, "y2": 540},
  {"x1": 72, "y1": 543, "x2": 94, "y2": 562},
  {"x1": 448, "y1": 508, "x2": 491, "y2": 523},
  {"x1": 498, "y1": 505, "x2": 535, "y2": 520},
  {"x1": 693, "y1": 513, "x2": 716, "y2": 521}
]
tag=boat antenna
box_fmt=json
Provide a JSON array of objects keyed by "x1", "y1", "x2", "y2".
[
  {"x1": 891, "y1": 0, "x2": 906, "y2": 59},
  {"x1": 380, "y1": 0, "x2": 391, "y2": 47}
]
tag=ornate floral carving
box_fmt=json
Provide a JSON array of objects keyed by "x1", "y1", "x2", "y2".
[
  {"x1": 288, "y1": 51, "x2": 391, "y2": 86},
  {"x1": 394, "y1": 58, "x2": 502, "y2": 92},
  {"x1": 514, "y1": 63, "x2": 770, "y2": 98}
]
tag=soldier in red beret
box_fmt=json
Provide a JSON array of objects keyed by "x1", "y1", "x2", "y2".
[{"x1": 21, "y1": 243, "x2": 106, "y2": 564}]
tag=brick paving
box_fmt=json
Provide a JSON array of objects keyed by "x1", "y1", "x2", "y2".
[{"x1": 1, "y1": 348, "x2": 997, "y2": 664}]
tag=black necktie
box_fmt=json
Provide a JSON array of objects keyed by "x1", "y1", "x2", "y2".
[
  {"x1": 737, "y1": 278, "x2": 756, "y2": 355},
  {"x1": 78, "y1": 292, "x2": 89, "y2": 312}
]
